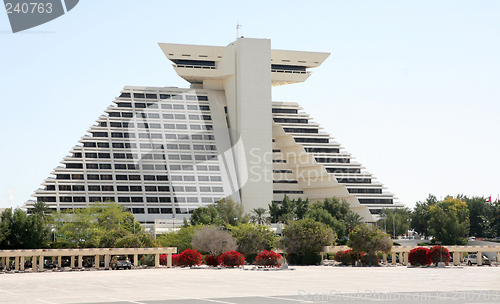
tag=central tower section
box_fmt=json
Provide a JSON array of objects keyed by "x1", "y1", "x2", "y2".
[{"x1": 159, "y1": 38, "x2": 329, "y2": 211}]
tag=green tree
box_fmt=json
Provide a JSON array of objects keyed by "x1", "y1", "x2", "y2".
[
  {"x1": 295, "y1": 198, "x2": 309, "y2": 220},
  {"x1": 410, "y1": 195, "x2": 436, "y2": 237},
  {"x1": 228, "y1": 223, "x2": 275, "y2": 258},
  {"x1": 378, "y1": 207, "x2": 411, "y2": 237},
  {"x1": 344, "y1": 211, "x2": 364, "y2": 231},
  {"x1": 348, "y1": 224, "x2": 392, "y2": 265},
  {"x1": 54, "y1": 202, "x2": 134, "y2": 248},
  {"x1": 250, "y1": 208, "x2": 270, "y2": 225},
  {"x1": 190, "y1": 205, "x2": 223, "y2": 226},
  {"x1": 428, "y1": 196, "x2": 469, "y2": 245},
  {"x1": 0, "y1": 208, "x2": 49, "y2": 249},
  {"x1": 114, "y1": 233, "x2": 156, "y2": 248},
  {"x1": 307, "y1": 208, "x2": 346, "y2": 238},
  {"x1": 282, "y1": 218, "x2": 335, "y2": 256},
  {"x1": 464, "y1": 195, "x2": 495, "y2": 238},
  {"x1": 157, "y1": 225, "x2": 201, "y2": 252},
  {"x1": 269, "y1": 195, "x2": 296, "y2": 223},
  {"x1": 216, "y1": 197, "x2": 249, "y2": 226}
]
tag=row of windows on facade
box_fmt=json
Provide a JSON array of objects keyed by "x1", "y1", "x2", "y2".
[
  {"x1": 305, "y1": 147, "x2": 340, "y2": 154},
  {"x1": 273, "y1": 118, "x2": 309, "y2": 124},
  {"x1": 108, "y1": 110, "x2": 213, "y2": 123},
  {"x1": 56, "y1": 165, "x2": 221, "y2": 179},
  {"x1": 92, "y1": 129, "x2": 215, "y2": 139},
  {"x1": 37, "y1": 196, "x2": 218, "y2": 204},
  {"x1": 336, "y1": 178, "x2": 372, "y2": 184},
  {"x1": 53, "y1": 185, "x2": 223, "y2": 193},
  {"x1": 84, "y1": 138, "x2": 214, "y2": 150},
  {"x1": 317, "y1": 158, "x2": 351, "y2": 164},
  {"x1": 283, "y1": 128, "x2": 319, "y2": 134},
  {"x1": 73, "y1": 146, "x2": 217, "y2": 159},
  {"x1": 294, "y1": 138, "x2": 330, "y2": 144},
  {"x1": 347, "y1": 188, "x2": 383, "y2": 194},
  {"x1": 35, "y1": 207, "x2": 193, "y2": 215},
  {"x1": 325, "y1": 168, "x2": 361, "y2": 174},
  {"x1": 100, "y1": 114, "x2": 213, "y2": 126},
  {"x1": 271, "y1": 108, "x2": 298, "y2": 114},
  {"x1": 115, "y1": 102, "x2": 212, "y2": 112},
  {"x1": 119, "y1": 92, "x2": 209, "y2": 101},
  {"x1": 49, "y1": 174, "x2": 222, "y2": 185},
  {"x1": 67, "y1": 156, "x2": 219, "y2": 169},
  {"x1": 358, "y1": 199, "x2": 394, "y2": 204}
]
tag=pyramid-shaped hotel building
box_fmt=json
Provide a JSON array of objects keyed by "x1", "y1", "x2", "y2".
[{"x1": 25, "y1": 38, "x2": 404, "y2": 223}]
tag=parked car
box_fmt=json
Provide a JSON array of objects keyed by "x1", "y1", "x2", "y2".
[
  {"x1": 110, "y1": 256, "x2": 132, "y2": 270},
  {"x1": 386, "y1": 255, "x2": 400, "y2": 263},
  {"x1": 464, "y1": 254, "x2": 490, "y2": 265},
  {"x1": 44, "y1": 260, "x2": 57, "y2": 269},
  {"x1": 468, "y1": 237, "x2": 476, "y2": 241}
]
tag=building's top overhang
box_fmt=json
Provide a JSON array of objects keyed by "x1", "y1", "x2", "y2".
[{"x1": 158, "y1": 39, "x2": 330, "y2": 87}]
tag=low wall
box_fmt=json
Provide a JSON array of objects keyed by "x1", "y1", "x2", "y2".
[
  {"x1": 322, "y1": 245, "x2": 500, "y2": 266},
  {"x1": 0, "y1": 247, "x2": 176, "y2": 271}
]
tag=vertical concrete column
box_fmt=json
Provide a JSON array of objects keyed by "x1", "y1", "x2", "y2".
[
  {"x1": 167, "y1": 253, "x2": 172, "y2": 268},
  {"x1": 391, "y1": 252, "x2": 396, "y2": 265},
  {"x1": 155, "y1": 254, "x2": 160, "y2": 267},
  {"x1": 57, "y1": 256, "x2": 62, "y2": 268},
  {"x1": 133, "y1": 254, "x2": 138, "y2": 267},
  {"x1": 400, "y1": 252, "x2": 405, "y2": 265},
  {"x1": 406, "y1": 252, "x2": 411, "y2": 266},
  {"x1": 20, "y1": 256, "x2": 25, "y2": 271},
  {"x1": 14, "y1": 256, "x2": 19, "y2": 271},
  {"x1": 477, "y1": 252, "x2": 482, "y2": 266},
  {"x1": 32, "y1": 256, "x2": 37, "y2": 272},
  {"x1": 453, "y1": 252, "x2": 459, "y2": 266},
  {"x1": 1, "y1": 257, "x2": 5, "y2": 268},
  {"x1": 104, "y1": 254, "x2": 110, "y2": 270},
  {"x1": 39, "y1": 255, "x2": 44, "y2": 271},
  {"x1": 70, "y1": 256, "x2": 75, "y2": 268},
  {"x1": 95, "y1": 255, "x2": 100, "y2": 269},
  {"x1": 78, "y1": 255, "x2": 83, "y2": 268},
  {"x1": 497, "y1": 251, "x2": 500, "y2": 264},
  {"x1": 382, "y1": 253, "x2": 387, "y2": 264}
]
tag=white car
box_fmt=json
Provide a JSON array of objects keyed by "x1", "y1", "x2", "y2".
[
  {"x1": 468, "y1": 237, "x2": 476, "y2": 241},
  {"x1": 464, "y1": 254, "x2": 490, "y2": 265}
]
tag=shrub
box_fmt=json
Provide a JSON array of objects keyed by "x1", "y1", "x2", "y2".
[
  {"x1": 177, "y1": 249, "x2": 202, "y2": 267},
  {"x1": 204, "y1": 254, "x2": 221, "y2": 267},
  {"x1": 159, "y1": 254, "x2": 168, "y2": 266},
  {"x1": 140, "y1": 254, "x2": 155, "y2": 266},
  {"x1": 408, "y1": 247, "x2": 431, "y2": 266},
  {"x1": 334, "y1": 250, "x2": 364, "y2": 265},
  {"x1": 172, "y1": 254, "x2": 181, "y2": 266},
  {"x1": 287, "y1": 252, "x2": 322, "y2": 265},
  {"x1": 427, "y1": 245, "x2": 450, "y2": 265},
  {"x1": 191, "y1": 226, "x2": 237, "y2": 255},
  {"x1": 255, "y1": 250, "x2": 282, "y2": 267},
  {"x1": 220, "y1": 250, "x2": 245, "y2": 267}
]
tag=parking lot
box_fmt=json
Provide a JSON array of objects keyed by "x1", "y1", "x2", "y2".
[{"x1": 1, "y1": 265, "x2": 499, "y2": 304}]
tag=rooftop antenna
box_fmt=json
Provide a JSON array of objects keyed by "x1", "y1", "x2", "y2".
[{"x1": 236, "y1": 22, "x2": 242, "y2": 39}]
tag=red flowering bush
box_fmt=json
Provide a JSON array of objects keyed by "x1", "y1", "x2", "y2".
[
  {"x1": 177, "y1": 249, "x2": 202, "y2": 267},
  {"x1": 220, "y1": 250, "x2": 245, "y2": 267},
  {"x1": 427, "y1": 245, "x2": 450, "y2": 265},
  {"x1": 255, "y1": 250, "x2": 282, "y2": 267},
  {"x1": 408, "y1": 247, "x2": 431, "y2": 266},
  {"x1": 172, "y1": 254, "x2": 181, "y2": 266},
  {"x1": 334, "y1": 250, "x2": 364, "y2": 265},
  {"x1": 204, "y1": 255, "x2": 221, "y2": 267},
  {"x1": 160, "y1": 254, "x2": 168, "y2": 266}
]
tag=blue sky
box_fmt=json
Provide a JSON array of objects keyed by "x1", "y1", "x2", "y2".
[{"x1": 0, "y1": 0, "x2": 499, "y2": 209}]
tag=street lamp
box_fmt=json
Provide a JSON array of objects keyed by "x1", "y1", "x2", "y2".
[{"x1": 172, "y1": 214, "x2": 176, "y2": 231}]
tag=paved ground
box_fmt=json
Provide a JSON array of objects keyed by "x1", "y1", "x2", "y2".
[{"x1": 1, "y1": 265, "x2": 500, "y2": 304}]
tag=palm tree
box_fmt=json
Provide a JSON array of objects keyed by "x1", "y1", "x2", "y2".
[
  {"x1": 32, "y1": 201, "x2": 50, "y2": 219},
  {"x1": 345, "y1": 211, "x2": 363, "y2": 231},
  {"x1": 250, "y1": 208, "x2": 270, "y2": 225}
]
